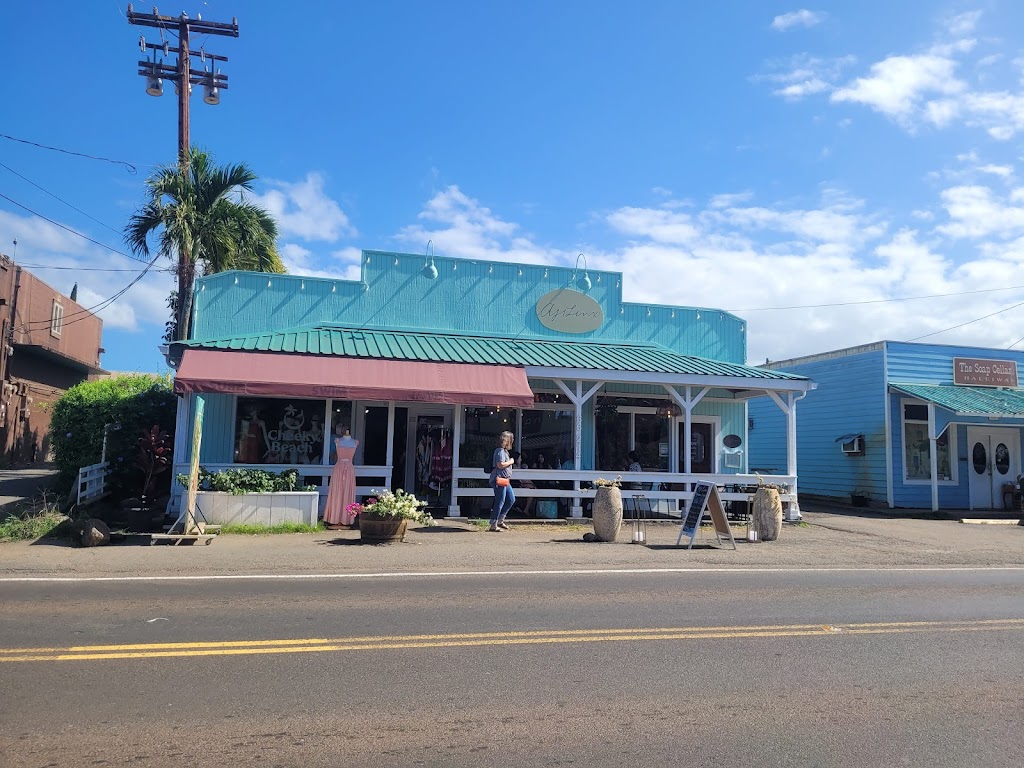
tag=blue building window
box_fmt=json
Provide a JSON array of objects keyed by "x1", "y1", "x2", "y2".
[{"x1": 901, "y1": 400, "x2": 954, "y2": 483}]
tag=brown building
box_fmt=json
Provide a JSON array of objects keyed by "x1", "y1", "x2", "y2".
[{"x1": 0, "y1": 254, "x2": 107, "y2": 465}]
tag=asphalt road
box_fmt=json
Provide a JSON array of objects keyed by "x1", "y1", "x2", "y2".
[{"x1": 2, "y1": 567, "x2": 1024, "y2": 767}]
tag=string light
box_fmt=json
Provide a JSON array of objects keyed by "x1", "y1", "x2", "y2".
[
  {"x1": 543, "y1": 268, "x2": 548, "y2": 278},
  {"x1": 233, "y1": 276, "x2": 238, "y2": 285},
  {"x1": 266, "y1": 279, "x2": 271, "y2": 288},
  {"x1": 331, "y1": 283, "x2": 337, "y2": 293}
]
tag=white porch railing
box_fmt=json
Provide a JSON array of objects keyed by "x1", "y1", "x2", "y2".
[
  {"x1": 77, "y1": 461, "x2": 110, "y2": 506},
  {"x1": 450, "y1": 468, "x2": 797, "y2": 517},
  {"x1": 169, "y1": 462, "x2": 796, "y2": 518}
]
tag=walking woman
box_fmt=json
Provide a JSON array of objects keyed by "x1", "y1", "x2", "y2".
[{"x1": 489, "y1": 431, "x2": 516, "y2": 532}]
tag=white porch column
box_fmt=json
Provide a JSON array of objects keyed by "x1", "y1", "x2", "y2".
[
  {"x1": 385, "y1": 401, "x2": 395, "y2": 491},
  {"x1": 927, "y1": 402, "x2": 939, "y2": 513},
  {"x1": 448, "y1": 404, "x2": 463, "y2": 517},
  {"x1": 554, "y1": 378, "x2": 603, "y2": 517},
  {"x1": 665, "y1": 385, "x2": 709, "y2": 492}
]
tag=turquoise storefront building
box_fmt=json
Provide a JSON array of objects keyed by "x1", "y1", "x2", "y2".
[
  {"x1": 168, "y1": 251, "x2": 813, "y2": 519},
  {"x1": 749, "y1": 341, "x2": 1024, "y2": 512}
]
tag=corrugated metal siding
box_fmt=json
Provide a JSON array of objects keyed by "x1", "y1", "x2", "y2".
[
  {"x1": 748, "y1": 396, "x2": 788, "y2": 474},
  {"x1": 749, "y1": 349, "x2": 887, "y2": 501},
  {"x1": 189, "y1": 252, "x2": 748, "y2": 364},
  {"x1": 179, "y1": 326, "x2": 802, "y2": 380}
]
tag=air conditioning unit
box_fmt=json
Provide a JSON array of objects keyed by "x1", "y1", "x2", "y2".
[{"x1": 840, "y1": 435, "x2": 864, "y2": 455}]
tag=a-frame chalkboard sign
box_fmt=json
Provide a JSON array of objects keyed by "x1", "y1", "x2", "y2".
[{"x1": 676, "y1": 481, "x2": 737, "y2": 550}]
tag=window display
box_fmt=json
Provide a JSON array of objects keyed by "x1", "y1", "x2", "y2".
[{"x1": 234, "y1": 397, "x2": 327, "y2": 465}]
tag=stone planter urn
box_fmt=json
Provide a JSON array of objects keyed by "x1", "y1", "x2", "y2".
[
  {"x1": 752, "y1": 487, "x2": 783, "y2": 541},
  {"x1": 592, "y1": 485, "x2": 623, "y2": 542},
  {"x1": 359, "y1": 513, "x2": 409, "y2": 544}
]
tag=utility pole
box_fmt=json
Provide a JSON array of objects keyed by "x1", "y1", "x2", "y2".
[{"x1": 127, "y1": 5, "x2": 238, "y2": 339}]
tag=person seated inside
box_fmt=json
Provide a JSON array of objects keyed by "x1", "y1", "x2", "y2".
[{"x1": 511, "y1": 451, "x2": 536, "y2": 517}]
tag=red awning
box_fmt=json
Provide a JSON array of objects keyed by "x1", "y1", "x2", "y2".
[{"x1": 174, "y1": 349, "x2": 535, "y2": 407}]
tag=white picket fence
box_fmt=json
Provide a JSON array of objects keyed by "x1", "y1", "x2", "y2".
[{"x1": 77, "y1": 461, "x2": 110, "y2": 506}]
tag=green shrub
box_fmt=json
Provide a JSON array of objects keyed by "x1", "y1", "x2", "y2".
[
  {"x1": 219, "y1": 521, "x2": 325, "y2": 535},
  {"x1": 177, "y1": 467, "x2": 317, "y2": 495},
  {"x1": 50, "y1": 375, "x2": 176, "y2": 501}
]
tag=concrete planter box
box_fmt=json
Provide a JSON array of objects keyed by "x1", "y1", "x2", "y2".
[{"x1": 194, "y1": 491, "x2": 319, "y2": 527}]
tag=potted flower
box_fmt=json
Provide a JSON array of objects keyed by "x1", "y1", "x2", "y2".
[{"x1": 358, "y1": 489, "x2": 435, "y2": 543}]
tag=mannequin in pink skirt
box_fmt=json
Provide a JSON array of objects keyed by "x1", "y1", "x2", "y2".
[{"x1": 324, "y1": 430, "x2": 359, "y2": 527}]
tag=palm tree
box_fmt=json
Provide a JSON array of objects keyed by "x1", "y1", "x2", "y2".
[{"x1": 125, "y1": 148, "x2": 285, "y2": 341}]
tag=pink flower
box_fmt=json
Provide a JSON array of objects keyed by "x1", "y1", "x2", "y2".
[{"x1": 345, "y1": 502, "x2": 364, "y2": 514}]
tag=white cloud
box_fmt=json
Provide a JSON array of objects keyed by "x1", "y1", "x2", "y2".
[
  {"x1": 251, "y1": 173, "x2": 355, "y2": 242},
  {"x1": 771, "y1": 10, "x2": 825, "y2": 31},
  {"x1": 831, "y1": 54, "x2": 965, "y2": 121},
  {"x1": 756, "y1": 54, "x2": 855, "y2": 100},
  {"x1": 936, "y1": 184, "x2": 1024, "y2": 238},
  {"x1": 945, "y1": 10, "x2": 982, "y2": 37}
]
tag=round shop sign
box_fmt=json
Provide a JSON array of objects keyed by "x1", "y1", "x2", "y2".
[{"x1": 535, "y1": 288, "x2": 604, "y2": 334}]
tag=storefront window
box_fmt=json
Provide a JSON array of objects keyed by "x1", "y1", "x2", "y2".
[
  {"x1": 235, "y1": 397, "x2": 326, "y2": 465},
  {"x1": 461, "y1": 407, "x2": 519, "y2": 468},
  {"x1": 520, "y1": 409, "x2": 574, "y2": 469},
  {"x1": 903, "y1": 402, "x2": 951, "y2": 481},
  {"x1": 595, "y1": 397, "x2": 670, "y2": 471}
]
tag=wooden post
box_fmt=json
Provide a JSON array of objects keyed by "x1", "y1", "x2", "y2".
[{"x1": 184, "y1": 395, "x2": 205, "y2": 534}]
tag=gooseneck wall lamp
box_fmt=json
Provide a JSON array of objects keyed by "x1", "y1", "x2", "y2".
[
  {"x1": 571, "y1": 253, "x2": 592, "y2": 292},
  {"x1": 422, "y1": 239, "x2": 438, "y2": 279}
]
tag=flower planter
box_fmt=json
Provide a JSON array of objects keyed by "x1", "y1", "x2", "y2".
[
  {"x1": 193, "y1": 491, "x2": 319, "y2": 526},
  {"x1": 592, "y1": 485, "x2": 623, "y2": 542},
  {"x1": 359, "y1": 513, "x2": 408, "y2": 544}
]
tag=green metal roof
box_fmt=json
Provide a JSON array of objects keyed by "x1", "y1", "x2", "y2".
[
  {"x1": 175, "y1": 326, "x2": 805, "y2": 382},
  {"x1": 891, "y1": 383, "x2": 1024, "y2": 417}
]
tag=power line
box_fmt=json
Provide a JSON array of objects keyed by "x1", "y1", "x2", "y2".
[
  {"x1": 15, "y1": 256, "x2": 162, "y2": 332},
  {"x1": 17, "y1": 263, "x2": 158, "y2": 272},
  {"x1": 0, "y1": 162, "x2": 123, "y2": 237},
  {"x1": 0, "y1": 133, "x2": 139, "y2": 174},
  {"x1": 728, "y1": 285, "x2": 1024, "y2": 312},
  {"x1": 0, "y1": 191, "x2": 150, "y2": 264},
  {"x1": 905, "y1": 299, "x2": 1024, "y2": 343}
]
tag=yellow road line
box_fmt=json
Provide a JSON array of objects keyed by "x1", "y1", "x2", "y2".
[{"x1": 2, "y1": 619, "x2": 1022, "y2": 663}]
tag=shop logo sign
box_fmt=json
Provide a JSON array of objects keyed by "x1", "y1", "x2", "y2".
[
  {"x1": 535, "y1": 289, "x2": 603, "y2": 334},
  {"x1": 953, "y1": 357, "x2": 1018, "y2": 387}
]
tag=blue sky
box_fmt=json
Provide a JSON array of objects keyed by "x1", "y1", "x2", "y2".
[{"x1": 3, "y1": 2, "x2": 1024, "y2": 373}]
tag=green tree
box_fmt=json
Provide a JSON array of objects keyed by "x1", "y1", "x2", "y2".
[
  {"x1": 50, "y1": 375, "x2": 176, "y2": 500},
  {"x1": 124, "y1": 148, "x2": 285, "y2": 340}
]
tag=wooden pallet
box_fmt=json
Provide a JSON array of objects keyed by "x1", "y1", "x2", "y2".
[{"x1": 149, "y1": 532, "x2": 217, "y2": 546}]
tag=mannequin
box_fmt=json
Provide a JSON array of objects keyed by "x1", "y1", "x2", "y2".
[{"x1": 324, "y1": 425, "x2": 359, "y2": 527}]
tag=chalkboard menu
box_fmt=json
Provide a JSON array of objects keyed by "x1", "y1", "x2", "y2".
[
  {"x1": 676, "y1": 481, "x2": 736, "y2": 550},
  {"x1": 682, "y1": 482, "x2": 711, "y2": 535}
]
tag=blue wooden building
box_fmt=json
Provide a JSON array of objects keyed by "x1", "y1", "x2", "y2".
[
  {"x1": 748, "y1": 341, "x2": 1024, "y2": 511},
  {"x1": 168, "y1": 250, "x2": 813, "y2": 518}
]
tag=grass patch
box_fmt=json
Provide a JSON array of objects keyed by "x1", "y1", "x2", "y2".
[
  {"x1": 0, "y1": 508, "x2": 74, "y2": 542},
  {"x1": 218, "y1": 521, "x2": 326, "y2": 535}
]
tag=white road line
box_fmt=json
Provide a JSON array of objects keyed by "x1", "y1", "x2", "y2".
[{"x1": 2, "y1": 566, "x2": 1024, "y2": 583}]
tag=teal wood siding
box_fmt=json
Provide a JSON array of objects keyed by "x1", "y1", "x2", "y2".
[
  {"x1": 190, "y1": 253, "x2": 747, "y2": 364},
  {"x1": 691, "y1": 400, "x2": 746, "y2": 475},
  {"x1": 193, "y1": 394, "x2": 235, "y2": 463},
  {"x1": 749, "y1": 349, "x2": 886, "y2": 500}
]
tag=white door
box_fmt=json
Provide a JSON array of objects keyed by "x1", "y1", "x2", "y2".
[{"x1": 967, "y1": 428, "x2": 1020, "y2": 510}]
